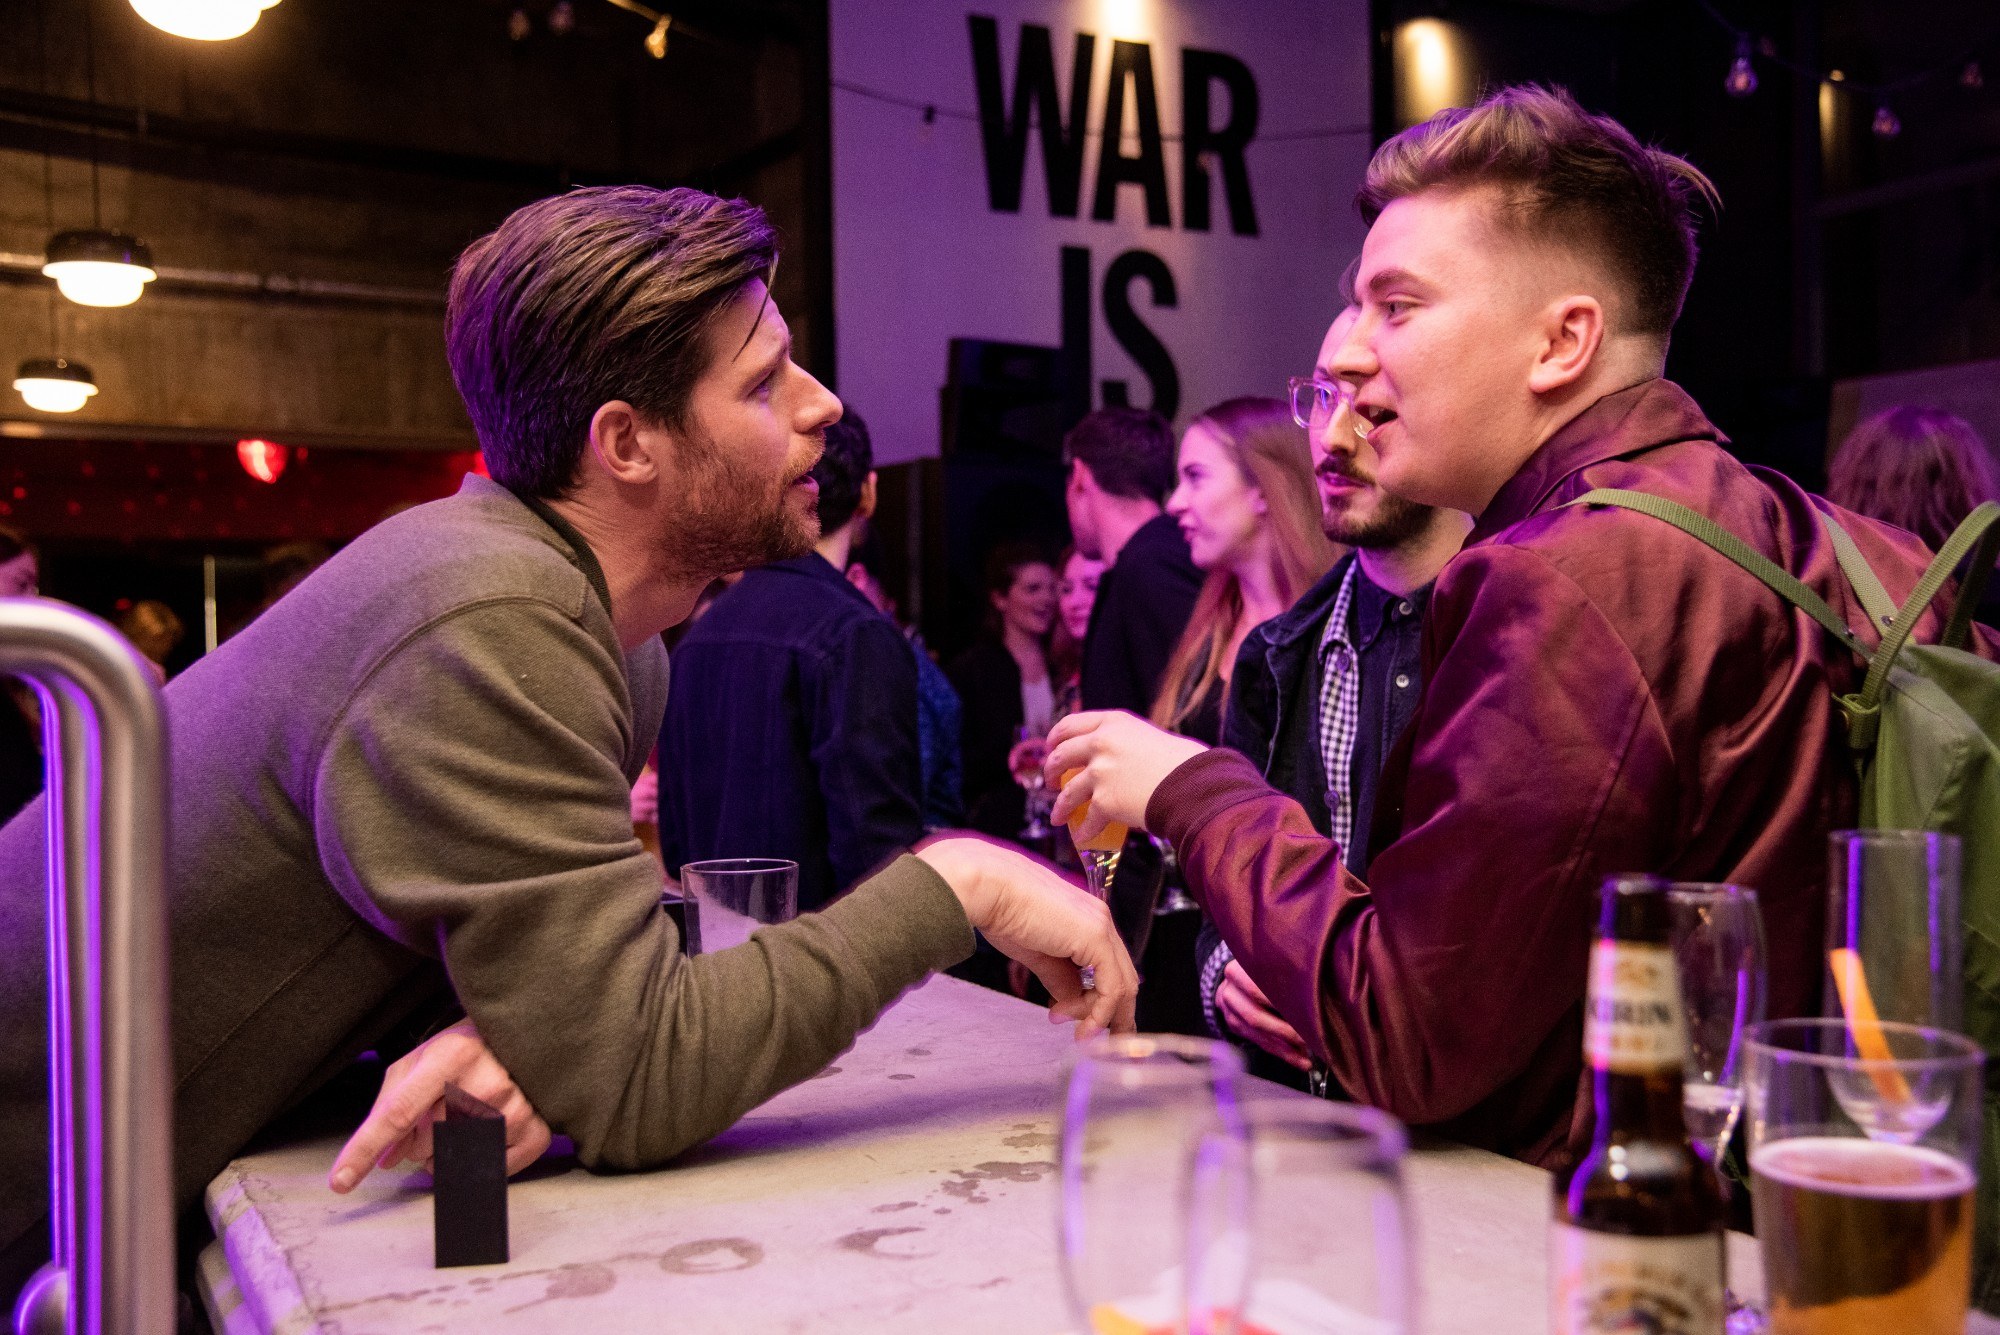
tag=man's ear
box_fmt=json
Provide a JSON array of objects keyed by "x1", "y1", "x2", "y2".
[
  {"x1": 1526, "y1": 295, "x2": 1605, "y2": 396},
  {"x1": 856, "y1": 470, "x2": 879, "y2": 521},
  {"x1": 586, "y1": 401, "x2": 665, "y2": 485}
]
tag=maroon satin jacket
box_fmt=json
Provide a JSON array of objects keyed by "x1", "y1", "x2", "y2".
[{"x1": 1151, "y1": 379, "x2": 1996, "y2": 1172}]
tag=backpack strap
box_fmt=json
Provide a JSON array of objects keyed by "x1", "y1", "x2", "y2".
[
  {"x1": 1855, "y1": 502, "x2": 2000, "y2": 713},
  {"x1": 1940, "y1": 502, "x2": 2000, "y2": 652},
  {"x1": 1568, "y1": 489, "x2": 1867, "y2": 655},
  {"x1": 1818, "y1": 511, "x2": 1897, "y2": 631}
]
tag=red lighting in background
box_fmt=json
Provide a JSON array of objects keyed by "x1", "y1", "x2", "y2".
[{"x1": 236, "y1": 438, "x2": 290, "y2": 484}]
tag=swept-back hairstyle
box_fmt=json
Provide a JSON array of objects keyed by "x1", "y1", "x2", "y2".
[
  {"x1": 1827, "y1": 407, "x2": 2000, "y2": 553},
  {"x1": 1358, "y1": 85, "x2": 1717, "y2": 340},
  {"x1": 1151, "y1": 398, "x2": 1335, "y2": 733},
  {"x1": 446, "y1": 185, "x2": 779, "y2": 498}
]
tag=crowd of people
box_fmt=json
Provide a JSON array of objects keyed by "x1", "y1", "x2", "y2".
[{"x1": 7, "y1": 82, "x2": 2000, "y2": 1306}]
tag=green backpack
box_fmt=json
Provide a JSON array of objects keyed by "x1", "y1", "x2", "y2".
[{"x1": 1575, "y1": 488, "x2": 2000, "y2": 1307}]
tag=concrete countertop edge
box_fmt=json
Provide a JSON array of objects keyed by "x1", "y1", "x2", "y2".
[{"x1": 206, "y1": 1162, "x2": 326, "y2": 1335}]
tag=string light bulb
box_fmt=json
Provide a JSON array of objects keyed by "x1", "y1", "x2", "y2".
[
  {"x1": 13, "y1": 359, "x2": 98, "y2": 414},
  {"x1": 548, "y1": 1, "x2": 575, "y2": 34},
  {"x1": 644, "y1": 14, "x2": 671, "y2": 59},
  {"x1": 1964, "y1": 62, "x2": 1985, "y2": 91},
  {"x1": 1872, "y1": 104, "x2": 1902, "y2": 138},
  {"x1": 507, "y1": 8, "x2": 531, "y2": 40},
  {"x1": 129, "y1": 0, "x2": 278, "y2": 41},
  {"x1": 42, "y1": 230, "x2": 157, "y2": 308},
  {"x1": 1725, "y1": 36, "x2": 1758, "y2": 98}
]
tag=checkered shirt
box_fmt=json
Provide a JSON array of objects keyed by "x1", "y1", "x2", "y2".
[{"x1": 1200, "y1": 560, "x2": 1362, "y2": 1040}]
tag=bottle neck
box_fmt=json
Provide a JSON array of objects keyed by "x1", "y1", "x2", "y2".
[{"x1": 1590, "y1": 1065, "x2": 1689, "y2": 1146}]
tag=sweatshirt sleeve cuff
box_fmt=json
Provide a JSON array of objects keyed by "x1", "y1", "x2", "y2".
[
  {"x1": 815, "y1": 852, "x2": 977, "y2": 976},
  {"x1": 1147, "y1": 747, "x2": 1277, "y2": 851}
]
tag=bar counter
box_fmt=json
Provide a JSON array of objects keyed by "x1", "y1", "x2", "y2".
[{"x1": 194, "y1": 908, "x2": 1996, "y2": 1334}]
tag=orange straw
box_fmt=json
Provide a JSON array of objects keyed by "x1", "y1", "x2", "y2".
[{"x1": 1828, "y1": 947, "x2": 1915, "y2": 1104}]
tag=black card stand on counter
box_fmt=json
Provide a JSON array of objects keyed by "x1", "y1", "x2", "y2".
[
  {"x1": 662, "y1": 891, "x2": 703, "y2": 956},
  {"x1": 433, "y1": 1083, "x2": 509, "y2": 1268}
]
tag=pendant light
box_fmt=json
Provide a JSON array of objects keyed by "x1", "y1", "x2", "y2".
[
  {"x1": 13, "y1": 359, "x2": 100, "y2": 414},
  {"x1": 47, "y1": 0, "x2": 159, "y2": 308},
  {"x1": 129, "y1": 0, "x2": 278, "y2": 42},
  {"x1": 43, "y1": 228, "x2": 156, "y2": 307},
  {"x1": 18, "y1": 3, "x2": 101, "y2": 412}
]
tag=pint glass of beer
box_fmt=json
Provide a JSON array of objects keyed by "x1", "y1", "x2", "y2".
[{"x1": 1745, "y1": 1018, "x2": 1982, "y2": 1334}]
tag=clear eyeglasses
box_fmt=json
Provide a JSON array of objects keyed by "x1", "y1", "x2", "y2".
[{"x1": 1286, "y1": 375, "x2": 1370, "y2": 439}]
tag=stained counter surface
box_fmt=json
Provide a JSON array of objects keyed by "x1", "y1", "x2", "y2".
[{"x1": 195, "y1": 907, "x2": 1993, "y2": 1334}]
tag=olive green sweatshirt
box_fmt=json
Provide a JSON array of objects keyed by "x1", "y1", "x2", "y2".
[{"x1": 0, "y1": 476, "x2": 975, "y2": 1277}]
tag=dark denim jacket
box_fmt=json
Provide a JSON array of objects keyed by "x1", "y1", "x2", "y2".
[
  {"x1": 1198, "y1": 554, "x2": 1429, "y2": 1024},
  {"x1": 659, "y1": 554, "x2": 926, "y2": 912}
]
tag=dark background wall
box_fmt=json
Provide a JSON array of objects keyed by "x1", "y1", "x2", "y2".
[{"x1": 4, "y1": 0, "x2": 1998, "y2": 645}]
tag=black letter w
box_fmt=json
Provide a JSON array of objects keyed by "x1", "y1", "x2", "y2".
[{"x1": 969, "y1": 15, "x2": 1095, "y2": 218}]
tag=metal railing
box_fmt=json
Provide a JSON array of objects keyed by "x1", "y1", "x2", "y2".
[{"x1": 3, "y1": 600, "x2": 173, "y2": 1335}]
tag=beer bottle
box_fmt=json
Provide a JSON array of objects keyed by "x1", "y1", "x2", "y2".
[{"x1": 1551, "y1": 875, "x2": 1726, "y2": 1335}]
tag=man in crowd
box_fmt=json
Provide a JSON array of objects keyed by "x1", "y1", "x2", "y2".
[
  {"x1": 0, "y1": 186, "x2": 1135, "y2": 1301},
  {"x1": 660, "y1": 409, "x2": 928, "y2": 911},
  {"x1": 1050, "y1": 86, "x2": 1986, "y2": 1172},
  {"x1": 1063, "y1": 407, "x2": 1203, "y2": 714},
  {"x1": 1196, "y1": 306, "x2": 1470, "y2": 1078}
]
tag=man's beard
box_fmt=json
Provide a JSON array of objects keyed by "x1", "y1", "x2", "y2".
[
  {"x1": 664, "y1": 427, "x2": 822, "y2": 581},
  {"x1": 1320, "y1": 470, "x2": 1434, "y2": 551}
]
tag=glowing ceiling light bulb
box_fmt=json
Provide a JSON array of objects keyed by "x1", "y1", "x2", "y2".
[
  {"x1": 129, "y1": 0, "x2": 275, "y2": 41},
  {"x1": 42, "y1": 231, "x2": 158, "y2": 308},
  {"x1": 13, "y1": 359, "x2": 99, "y2": 414}
]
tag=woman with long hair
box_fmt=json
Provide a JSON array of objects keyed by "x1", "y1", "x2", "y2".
[
  {"x1": 1826, "y1": 406, "x2": 2000, "y2": 552},
  {"x1": 1152, "y1": 397, "x2": 1337, "y2": 744}
]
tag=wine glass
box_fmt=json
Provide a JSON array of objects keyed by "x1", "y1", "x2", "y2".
[
  {"x1": 1061, "y1": 769, "x2": 1126, "y2": 991},
  {"x1": 1012, "y1": 723, "x2": 1054, "y2": 843},
  {"x1": 1666, "y1": 883, "x2": 1767, "y2": 1171},
  {"x1": 1186, "y1": 1096, "x2": 1416, "y2": 1334},
  {"x1": 1059, "y1": 1035, "x2": 1246, "y2": 1335}
]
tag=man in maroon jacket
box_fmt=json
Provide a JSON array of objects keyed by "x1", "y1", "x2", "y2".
[{"x1": 1048, "y1": 85, "x2": 1993, "y2": 1173}]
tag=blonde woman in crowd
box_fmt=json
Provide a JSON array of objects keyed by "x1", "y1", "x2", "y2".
[{"x1": 1153, "y1": 397, "x2": 1338, "y2": 744}]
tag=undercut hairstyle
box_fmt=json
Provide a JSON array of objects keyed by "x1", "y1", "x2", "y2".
[
  {"x1": 1358, "y1": 85, "x2": 1717, "y2": 340},
  {"x1": 1827, "y1": 407, "x2": 2000, "y2": 553},
  {"x1": 445, "y1": 185, "x2": 780, "y2": 498},
  {"x1": 813, "y1": 410, "x2": 874, "y2": 535},
  {"x1": 1062, "y1": 407, "x2": 1177, "y2": 504}
]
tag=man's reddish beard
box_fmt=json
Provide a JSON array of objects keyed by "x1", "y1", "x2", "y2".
[{"x1": 663, "y1": 427, "x2": 823, "y2": 580}]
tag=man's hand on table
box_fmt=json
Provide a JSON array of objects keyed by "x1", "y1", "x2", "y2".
[
  {"x1": 1217, "y1": 961, "x2": 1312, "y2": 1071},
  {"x1": 1044, "y1": 710, "x2": 1206, "y2": 846},
  {"x1": 328, "y1": 1018, "x2": 552, "y2": 1194},
  {"x1": 915, "y1": 834, "x2": 1137, "y2": 1037}
]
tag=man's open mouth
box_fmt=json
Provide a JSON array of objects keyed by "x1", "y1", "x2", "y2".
[{"x1": 1356, "y1": 404, "x2": 1398, "y2": 430}]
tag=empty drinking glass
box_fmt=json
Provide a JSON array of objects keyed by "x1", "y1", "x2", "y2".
[
  {"x1": 1825, "y1": 830, "x2": 1962, "y2": 1030},
  {"x1": 680, "y1": 857, "x2": 799, "y2": 924},
  {"x1": 1059, "y1": 1034, "x2": 1246, "y2": 1335},
  {"x1": 1186, "y1": 1096, "x2": 1416, "y2": 1334}
]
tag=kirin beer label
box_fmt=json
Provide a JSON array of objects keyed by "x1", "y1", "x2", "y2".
[
  {"x1": 1551, "y1": 1224, "x2": 1724, "y2": 1335},
  {"x1": 1583, "y1": 942, "x2": 1686, "y2": 1073}
]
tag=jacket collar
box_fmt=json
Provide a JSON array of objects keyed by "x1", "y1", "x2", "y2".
[
  {"x1": 765, "y1": 551, "x2": 881, "y2": 609},
  {"x1": 1470, "y1": 378, "x2": 1725, "y2": 544},
  {"x1": 1261, "y1": 553, "x2": 1358, "y2": 651}
]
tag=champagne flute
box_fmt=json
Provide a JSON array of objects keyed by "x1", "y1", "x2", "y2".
[
  {"x1": 1667, "y1": 882, "x2": 1767, "y2": 1335},
  {"x1": 1667, "y1": 883, "x2": 1767, "y2": 1171},
  {"x1": 1062, "y1": 768, "x2": 1127, "y2": 991}
]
